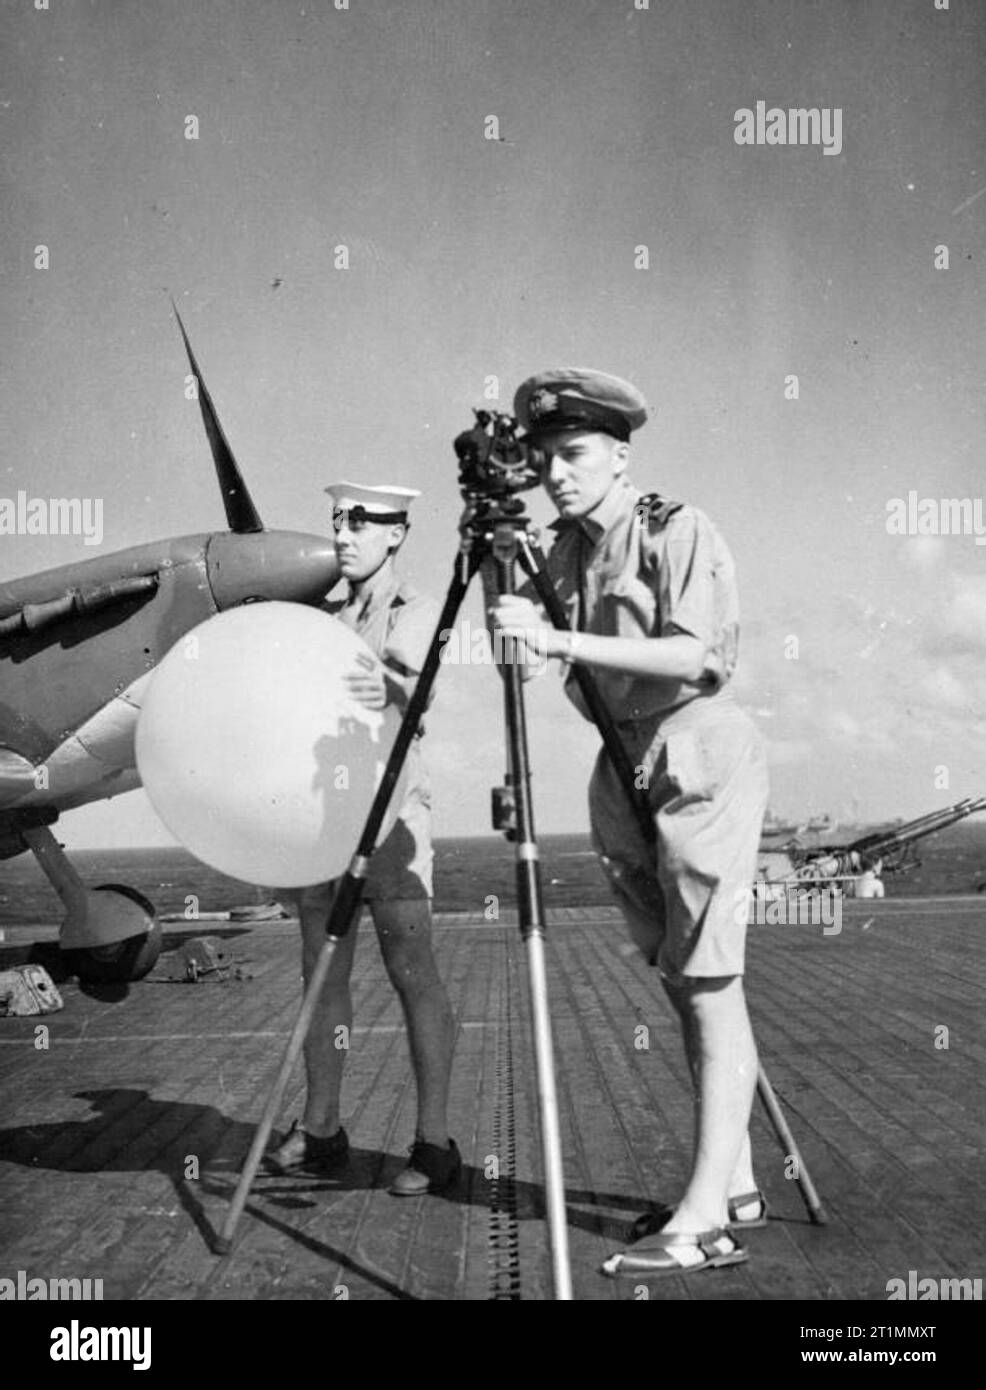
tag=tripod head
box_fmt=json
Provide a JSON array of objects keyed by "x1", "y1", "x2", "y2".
[
  {"x1": 454, "y1": 410, "x2": 547, "y2": 551},
  {"x1": 455, "y1": 410, "x2": 542, "y2": 500}
]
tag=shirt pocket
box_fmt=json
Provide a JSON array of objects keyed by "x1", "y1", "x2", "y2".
[{"x1": 597, "y1": 571, "x2": 658, "y2": 637}]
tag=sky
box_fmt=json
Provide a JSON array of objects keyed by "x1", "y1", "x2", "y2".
[{"x1": 1, "y1": 0, "x2": 985, "y2": 850}]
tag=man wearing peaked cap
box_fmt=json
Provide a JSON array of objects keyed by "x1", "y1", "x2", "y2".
[
  {"x1": 514, "y1": 367, "x2": 649, "y2": 442},
  {"x1": 267, "y1": 479, "x2": 461, "y2": 1198},
  {"x1": 490, "y1": 366, "x2": 769, "y2": 1277}
]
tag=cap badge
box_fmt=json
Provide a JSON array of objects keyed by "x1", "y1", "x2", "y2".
[{"x1": 528, "y1": 387, "x2": 558, "y2": 420}]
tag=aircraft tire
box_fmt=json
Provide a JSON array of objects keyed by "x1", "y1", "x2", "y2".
[{"x1": 61, "y1": 884, "x2": 163, "y2": 983}]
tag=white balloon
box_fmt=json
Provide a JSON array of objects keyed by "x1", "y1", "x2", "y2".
[{"x1": 136, "y1": 603, "x2": 408, "y2": 886}]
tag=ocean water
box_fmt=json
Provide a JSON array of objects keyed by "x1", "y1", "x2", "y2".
[
  {"x1": 1, "y1": 824, "x2": 984, "y2": 928},
  {"x1": 0, "y1": 834, "x2": 610, "y2": 927}
]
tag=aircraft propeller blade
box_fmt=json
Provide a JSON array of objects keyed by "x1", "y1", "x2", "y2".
[{"x1": 172, "y1": 301, "x2": 264, "y2": 534}]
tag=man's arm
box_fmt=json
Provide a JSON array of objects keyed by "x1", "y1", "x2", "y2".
[
  {"x1": 561, "y1": 629, "x2": 707, "y2": 683},
  {"x1": 490, "y1": 595, "x2": 708, "y2": 683},
  {"x1": 382, "y1": 664, "x2": 421, "y2": 711},
  {"x1": 342, "y1": 595, "x2": 442, "y2": 712},
  {"x1": 381, "y1": 593, "x2": 442, "y2": 712},
  {"x1": 342, "y1": 654, "x2": 433, "y2": 714},
  {"x1": 344, "y1": 649, "x2": 388, "y2": 709}
]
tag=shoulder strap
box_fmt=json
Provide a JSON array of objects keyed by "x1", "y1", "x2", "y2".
[
  {"x1": 634, "y1": 493, "x2": 685, "y2": 528},
  {"x1": 389, "y1": 580, "x2": 421, "y2": 610}
]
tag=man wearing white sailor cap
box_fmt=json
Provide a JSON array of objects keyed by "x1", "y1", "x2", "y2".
[
  {"x1": 267, "y1": 481, "x2": 461, "y2": 1196},
  {"x1": 490, "y1": 368, "x2": 770, "y2": 1277}
]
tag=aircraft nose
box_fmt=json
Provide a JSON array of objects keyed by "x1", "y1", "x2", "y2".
[{"x1": 206, "y1": 531, "x2": 340, "y2": 610}]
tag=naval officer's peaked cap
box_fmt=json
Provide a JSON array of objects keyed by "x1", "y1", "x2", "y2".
[
  {"x1": 513, "y1": 368, "x2": 648, "y2": 442},
  {"x1": 325, "y1": 481, "x2": 422, "y2": 523}
]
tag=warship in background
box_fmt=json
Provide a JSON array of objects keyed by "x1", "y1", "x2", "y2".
[{"x1": 761, "y1": 810, "x2": 835, "y2": 839}]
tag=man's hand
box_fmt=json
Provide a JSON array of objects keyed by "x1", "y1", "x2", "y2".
[
  {"x1": 344, "y1": 651, "x2": 387, "y2": 709},
  {"x1": 488, "y1": 594, "x2": 562, "y2": 664}
]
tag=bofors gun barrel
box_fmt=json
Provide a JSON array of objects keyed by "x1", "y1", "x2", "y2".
[{"x1": 848, "y1": 797, "x2": 986, "y2": 863}]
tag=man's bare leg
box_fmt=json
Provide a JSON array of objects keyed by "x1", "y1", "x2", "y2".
[
  {"x1": 371, "y1": 898, "x2": 455, "y2": 1146},
  {"x1": 298, "y1": 892, "x2": 360, "y2": 1138},
  {"x1": 662, "y1": 973, "x2": 759, "y2": 1211},
  {"x1": 655, "y1": 975, "x2": 758, "y2": 1262}
]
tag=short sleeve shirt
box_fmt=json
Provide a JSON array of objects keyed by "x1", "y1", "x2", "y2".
[
  {"x1": 534, "y1": 475, "x2": 741, "y2": 722},
  {"x1": 322, "y1": 570, "x2": 440, "y2": 727}
]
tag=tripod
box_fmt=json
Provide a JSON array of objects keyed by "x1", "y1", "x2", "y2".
[{"x1": 215, "y1": 491, "x2": 825, "y2": 1297}]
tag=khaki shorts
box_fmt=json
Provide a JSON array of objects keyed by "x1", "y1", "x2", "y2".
[
  {"x1": 589, "y1": 695, "x2": 768, "y2": 980},
  {"x1": 294, "y1": 741, "x2": 434, "y2": 913}
]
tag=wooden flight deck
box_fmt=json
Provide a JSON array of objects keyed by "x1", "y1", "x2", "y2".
[{"x1": 1, "y1": 898, "x2": 983, "y2": 1300}]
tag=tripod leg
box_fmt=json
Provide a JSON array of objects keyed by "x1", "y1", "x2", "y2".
[
  {"x1": 494, "y1": 529, "x2": 573, "y2": 1300},
  {"x1": 516, "y1": 534, "x2": 827, "y2": 1226},
  {"x1": 215, "y1": 931, "x2": 343, "y2": 1254},
  {"x1": 525, "y1": 927, "x2": 574, "y2": 1297},
  {"x1": 216, "y1": 550, "x2": 479, "y2": 1254},
  {"x1": 756, "y1": 1064, "x2": 828, "y2": 1224}
]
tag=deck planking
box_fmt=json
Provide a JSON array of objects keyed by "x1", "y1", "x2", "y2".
[{"x1": 1, "y1": 897, "x2": 984, "y2": 1300}]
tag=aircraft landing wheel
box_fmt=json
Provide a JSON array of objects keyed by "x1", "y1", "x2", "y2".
[{"x1": 61, "y1": 884, "x2": 163, "y2": 984}]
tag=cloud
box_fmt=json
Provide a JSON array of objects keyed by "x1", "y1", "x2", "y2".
[
  {"x1": 824, "y1": 710, "x2": 861, "y2": 742},
  {"x1": 740, "y1": 563, "x2": 986, "y2": 816},
  {"x1": 918, "y1": 665, "x2": 974, "y2": 712},
  {"x1": 942, "y1": 578, "x2": 986, "y2": 653},
  {"x1": 896, "y1": 535, "x2": 949, "y2": 571},
  {"x1": 764, "y1": 738, "x2": 815, "y2": 768}
]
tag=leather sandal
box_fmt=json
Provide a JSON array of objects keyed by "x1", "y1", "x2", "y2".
[
  {"x1": 601, "y1": 1227, "x2": 748, "y2": 1278},
  {"x1": 727, "y1": 1189, "x2": 769, "y2": 1229},
  {"x1": 629, "y1": 1188, "x2": 768, "y2": 1241}
]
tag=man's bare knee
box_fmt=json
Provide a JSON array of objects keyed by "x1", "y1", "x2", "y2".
[
  {"x1": 301, "y1": 925, "x2": 357, "y2": 989},
  {"x1": 381, "y1": 936, "x2": 441, "y2": 995}
]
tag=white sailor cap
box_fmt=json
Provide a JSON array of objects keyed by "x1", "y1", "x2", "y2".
[{"x1": 324, "y1": 481, "x2": 421, "y2": 524}]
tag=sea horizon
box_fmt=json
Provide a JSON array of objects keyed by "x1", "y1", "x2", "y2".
[{"x1": 2, "y1": 822, "x2": 985, "y2": 928}]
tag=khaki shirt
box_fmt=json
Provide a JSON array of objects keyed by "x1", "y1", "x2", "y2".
[
  {"x1": 307, "y1": 567, "x2": 438, "y2": 892},
  {"x1": 322, "y1": 567, "x2": 439, "y2": 729},
  {"x1": 532, "y1": 475, "x2": 741, "y2": 722}
]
